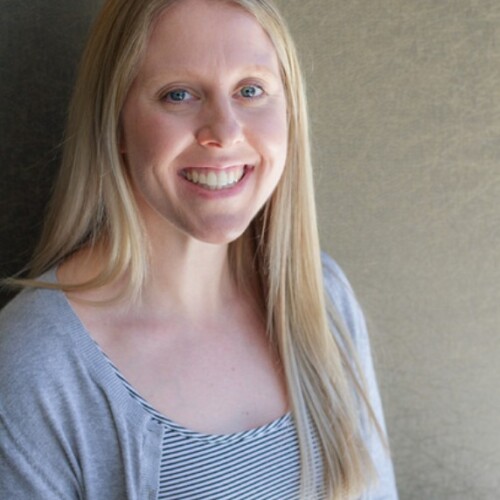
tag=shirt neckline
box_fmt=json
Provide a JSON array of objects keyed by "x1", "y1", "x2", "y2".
[{"x1": 39, "y1": 267, "x2": 294, "y2": 444}]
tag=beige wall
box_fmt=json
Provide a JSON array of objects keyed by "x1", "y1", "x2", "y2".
[{"x1": 276, "y1": 1, "x2": 500, "y2": 498}]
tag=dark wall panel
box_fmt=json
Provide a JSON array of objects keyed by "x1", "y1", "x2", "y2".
[{"x1": 0, "y1": 0, "x2": 101, "y2": 307}]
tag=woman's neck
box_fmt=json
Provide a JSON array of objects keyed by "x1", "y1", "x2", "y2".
[
  {"x1": 142, "y1": 235, "x2": 236, "y2": 320},
  {"x1": 58, "y1": 230, "x2": 240, "y2": 323}
]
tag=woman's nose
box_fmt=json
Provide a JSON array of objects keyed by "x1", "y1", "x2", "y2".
[{"x1": 196, "y1": 98, "x2": 244, "y2": 148}]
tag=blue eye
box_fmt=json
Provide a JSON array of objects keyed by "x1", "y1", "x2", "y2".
[
  {"x1": 164, "y1": 89, "x2": 192, "y2": 102},
  {"x1": 239, "y1": 85, "x2": 264, "y2": 99}
]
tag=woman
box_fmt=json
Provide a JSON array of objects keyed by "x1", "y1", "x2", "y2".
[{"x1": 0, "y1": 0, "x2": 397, "y2": 498}]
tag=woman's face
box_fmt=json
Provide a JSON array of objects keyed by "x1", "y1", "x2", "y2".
[{"x1": 121, "y1": 0, "x2": 288, "y2": 245}]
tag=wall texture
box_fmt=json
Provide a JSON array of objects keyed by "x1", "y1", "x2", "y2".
[
  {"x1": 0, "y1": 0, "x2": 101, "y2": 305},
  {"x1": 275, "y1": 1, "x2": 500, "y2": 498},
  {"x1": 1, "y1": 1, "x2": 499, "y2": 499}
]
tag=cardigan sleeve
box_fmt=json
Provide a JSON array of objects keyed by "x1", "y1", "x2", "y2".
[
  {"x1": 0, "y1": 291, "x2": 82, "y2": 499},
  {"x1": 322, "y1": 253, "x2": 399, "y2": 500},
  {"x1": 0, "y1": 411, "x2": 80, "y2": 499},
  {"x1": 0, "y1": 286, "x2": 163, "y2": 500}
]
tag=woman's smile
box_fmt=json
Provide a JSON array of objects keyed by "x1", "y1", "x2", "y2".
[{"x1": 181, "y1": 165, "x2": 250, "y2": 191}]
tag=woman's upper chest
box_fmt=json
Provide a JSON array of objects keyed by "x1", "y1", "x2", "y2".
[{"x1": 74, "y1": 298, "x2": 289, "y2": 435}]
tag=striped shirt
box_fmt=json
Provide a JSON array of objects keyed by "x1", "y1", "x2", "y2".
[{"x1": 112, "y1": 367, "x2": 324, "y2": 499}]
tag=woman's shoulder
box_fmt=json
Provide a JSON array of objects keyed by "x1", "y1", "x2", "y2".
[
  {"x1": 322, "y1": 253, "x2": 399, "y2": 498},
  {"x1": 0, "y1": 284, "x2": 89, "y2": 406},
  {"x1": 0, "y1": 284, "x2": 77, "y2": 365},
  {"x1": 321, "y1": 251, "x2": 368, "y2": 348}
]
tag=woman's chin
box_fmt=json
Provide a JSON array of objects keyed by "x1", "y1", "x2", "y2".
[{"x1": 189, "y1": 226, "x2": 249, "y2": 246}]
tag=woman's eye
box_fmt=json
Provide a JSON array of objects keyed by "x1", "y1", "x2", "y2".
[
  {"x1": 239, "y1": 85, "x2": 264, "y2": 99},
  {"x1": 163, "y1": 89, "x2": 193, "y2": 103}
]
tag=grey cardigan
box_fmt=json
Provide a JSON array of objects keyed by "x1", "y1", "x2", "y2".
[{"x1": 0, "y1": 255, "x2": 398, "y2": 499}]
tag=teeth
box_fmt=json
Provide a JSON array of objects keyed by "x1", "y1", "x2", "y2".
[
  {"x1": 185, "y1": 167, "x2": 245, "y2": 190},
  {"x1": 217, "y1": 171, "x2": 228, "y2": 188},
  {"x1": 207, "y1": 172, "x2": 217, "y2": 188}
]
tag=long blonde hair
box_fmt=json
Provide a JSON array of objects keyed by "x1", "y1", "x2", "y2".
[{"x1": 15, "y1": 0, "x2": 379, "y2": 497}]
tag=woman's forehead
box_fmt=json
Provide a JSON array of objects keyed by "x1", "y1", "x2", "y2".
[{"x1": 137, "y1": 0, "x2": 280, "y2": 81}]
